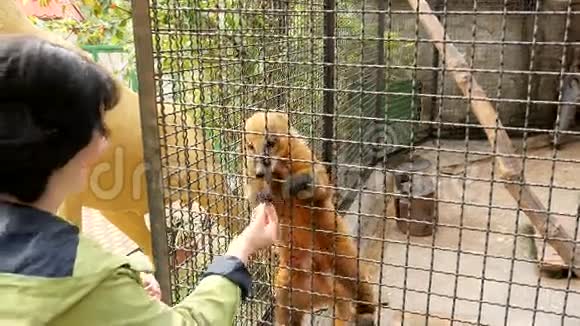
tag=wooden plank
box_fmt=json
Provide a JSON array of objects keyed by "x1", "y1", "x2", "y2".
[
  {"x1": 406, "y1": 0, "x2": 580, "y2": 275},
  {"x1": 534, "y1": 237, "x2": 570, "y2": 272}
]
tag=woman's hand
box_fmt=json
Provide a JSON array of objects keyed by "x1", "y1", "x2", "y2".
[
  {"x1": 226, "y1": 203, "x2": 279, "y2": 265},
  {"x1": 140, "y1": 272, "x2": 161, "y2": 301}
]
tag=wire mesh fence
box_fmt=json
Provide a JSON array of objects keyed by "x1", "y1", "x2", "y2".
[{"x1": 133, "y1": 0, "x2": 580, "y2": 324}]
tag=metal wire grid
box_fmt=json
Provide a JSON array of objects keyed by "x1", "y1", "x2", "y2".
[
  {"x1": 142, "y1": 0, "x2": 329, "y2": 322},
  {"x1": 133, "y1": 0, "x2": 580, "y2": 324}
]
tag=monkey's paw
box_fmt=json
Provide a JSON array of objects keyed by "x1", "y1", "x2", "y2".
[
  {"x1": 256, "y1": 190, "x2": 273, "y2": 204},
  {"x1": 282, "y1": 173, "x2": 315, "y2": 201}
]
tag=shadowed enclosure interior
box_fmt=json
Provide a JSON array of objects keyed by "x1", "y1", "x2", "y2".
[{"x1": 132, "y1": 0, "x2": 580, "y2": 324}]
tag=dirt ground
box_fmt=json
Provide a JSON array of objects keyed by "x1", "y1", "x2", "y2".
[
  {"x1": 82, "y1": 136, "x2": 580, "y2": 326},
  {"x1": 355, "y1": 136, "x2": 580, "y2": 326}
]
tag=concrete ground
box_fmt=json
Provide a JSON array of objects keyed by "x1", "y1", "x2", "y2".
[
  {"x1": 352, "y1": 136, "x2": 580, "y2": 326},
  {"x1": 82, "y1": 207, "x2": 150, "y2": 264},
  {"x1": 81, "y1": 136, "x2": 580, "y2": 326},
  {"x1": 83, "y1": 208, "x2": 138, "y2": 255}
]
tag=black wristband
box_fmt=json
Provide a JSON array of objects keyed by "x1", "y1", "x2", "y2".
[{"x1": 201, "y1": 255, "x2": 252, "y2": 301}]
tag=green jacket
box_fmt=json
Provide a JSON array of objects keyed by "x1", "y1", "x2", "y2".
[{"x1": 0, "y1": 202, "x2": 252, "y2": 326}]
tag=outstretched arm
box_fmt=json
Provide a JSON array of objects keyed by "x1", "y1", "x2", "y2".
[
  {"x1": 74, "y1": 203, "x2": 279, "y2": 326},
  {"x1": 69, "y1": 254, "x2": 250, "y2": 326}
]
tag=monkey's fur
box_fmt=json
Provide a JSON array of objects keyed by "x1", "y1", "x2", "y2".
[{"x1": 243, "y1": 112, "x2": 377, "y2": 326}]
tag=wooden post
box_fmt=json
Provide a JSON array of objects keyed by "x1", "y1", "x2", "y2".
[{"x1": 406, "y1": 0, "x2": 580, "y2": 275}]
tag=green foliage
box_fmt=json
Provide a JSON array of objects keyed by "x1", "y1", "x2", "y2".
[
  {"x1": 28, "y1": 0, "x2": 136, "y2": 85},
  {"x1": 27, "y1": 0, "x2": 414, "y2": 168},
  {"x1": 33, "y1": 0, "x2": 131, "y2": 45},
  {"x1": 28, "y1": 0, "x2": 413, "y2": 119}
]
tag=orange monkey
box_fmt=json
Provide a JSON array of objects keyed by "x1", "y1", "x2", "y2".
[{"x1": 243, "y1": 112, "x2": 376, "y2": 326}]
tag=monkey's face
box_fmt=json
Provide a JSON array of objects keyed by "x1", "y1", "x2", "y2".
[
  {"x1": 245, "y1": 132, "x2": 291, "y2": 179},
  {"x1": 244, "y1": 112, "x2": 291, "y2": 179}
]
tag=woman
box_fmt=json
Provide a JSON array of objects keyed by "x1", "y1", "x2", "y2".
[{"x1": 0, "y1": 34, "x2": 278, "y2": 325}]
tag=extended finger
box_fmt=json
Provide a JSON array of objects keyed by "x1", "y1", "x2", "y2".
[
  {"x1": 269, "y1": 223, "x2": 279, "y2": 242},
  {"x1": 251, "y1": 203, "x2": 268, "y2": 224},
  {"x1": 263, "y1": 204, "x2": 279, "y2": 241},
  {"x1": 251, "y1": 203, "x2": 265, "y2": 217},
  {"x1": 264, "y1": 204, "x2": 278, "y2": 224}
]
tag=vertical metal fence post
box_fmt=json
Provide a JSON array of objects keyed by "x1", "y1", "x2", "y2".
[
  {"x1": 131, "y1": 0, "x2": 172, "y2": 305},
  {"x1": 429, "y1": 0, "x2": 442, "y2": 138},
  {"x1": 375, "y1": 0, "x2": 386, "y2": 164},
  {"x1": 323, "y1": 0, "x2": 336, "y2": 175},
  {"x1": 274, "y1": 0, "x2": 288, "y2": 110}
]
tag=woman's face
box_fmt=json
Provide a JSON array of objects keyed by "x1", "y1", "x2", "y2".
[
  {"x1": 66, "y1": 130, "x2": 110, "y2": 194},
  {"x1": 83, "y1": 132, "x2": 109, "y2": 171}
]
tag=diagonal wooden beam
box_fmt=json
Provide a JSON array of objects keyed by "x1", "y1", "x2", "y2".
[{"x1": 406, "y1": 0, "x2": 579, "y2": 275}]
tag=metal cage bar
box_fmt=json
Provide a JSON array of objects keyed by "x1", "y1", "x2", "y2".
[
  {"x1": 131, "y1": 0, "x2": 172, "y2": 305},
  {"x1": 323, "y1": 0, "x2": 337, "y2": 176}
]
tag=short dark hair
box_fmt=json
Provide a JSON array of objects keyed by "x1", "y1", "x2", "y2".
[{"x1": 0, "y1": 35, "x2": 120, "y2": 203}]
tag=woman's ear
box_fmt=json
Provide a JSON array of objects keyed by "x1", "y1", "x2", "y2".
[{"x1": 79, "y1": 132, "x2": 109, "y2": 169}]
